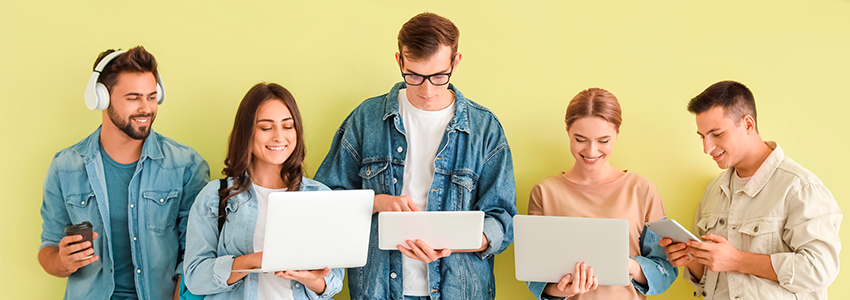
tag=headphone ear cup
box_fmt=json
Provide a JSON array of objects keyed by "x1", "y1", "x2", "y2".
[
  {"x1": 94, "y1": 82, "x2": 110, "y2": 111},
  {"x1": 155, "y1": 72, "x2": 165, "y2": 104},
  {"x1": 156, "y1": 82, "x2": 164, "y2": 104}
]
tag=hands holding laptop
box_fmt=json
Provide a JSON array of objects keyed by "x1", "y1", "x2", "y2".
[
  {"x1": 543, "y1": 262, "x2": 599, "y2": 298},
  {"x1": 396, "y1": 234, "x2": 490, "y2": 263},
  {"x1": 274, "y1": 268, "x2": 331, "y2": 294},
  {"x1": 227, "y1": 251, "x2": 330, "y2": 293},
  {"x1": 375, "y1": 194, "x2": 489, "y2": 263}
]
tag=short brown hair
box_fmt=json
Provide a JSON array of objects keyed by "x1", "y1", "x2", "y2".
[
  {"x1": 93, "y1": 46, "x2": 158, "y2": 93},
  {"x1": 565, "y1": 88, "x2": 623, "y2": 133},
  {"x1": 687, "y1": 80, "x2": 757, "y2": 131},
  {"x1": 397, "y1": 12, "x2": 459, "y2": 62}
]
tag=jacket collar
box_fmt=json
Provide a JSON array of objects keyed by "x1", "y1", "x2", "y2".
[
  {"x1": 382, "y1": 82, "x2": 470, "y2": 133},
  {"x1": 71, "y1": 125, "x2": 164, "y2": 162},
  {"x1": 720, "y1": 141, "x2": 783, "y2": 198}
]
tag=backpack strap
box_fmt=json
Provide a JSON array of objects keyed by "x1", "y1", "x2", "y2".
[{"x1": 217, "y1": 178, "x2": 227, "y2": 234}]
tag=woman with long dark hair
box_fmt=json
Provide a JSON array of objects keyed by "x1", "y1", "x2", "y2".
[{"x1": 183, "y1": 83, "x2": 342, "y2": 299}]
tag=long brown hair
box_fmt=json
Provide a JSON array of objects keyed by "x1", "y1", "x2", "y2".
[{"x1": 219, "y1": 83, "x2": 306, "y2": 219}]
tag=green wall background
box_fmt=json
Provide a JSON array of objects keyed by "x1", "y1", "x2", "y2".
[{"x1": 1, "y1": 1, "x2": 848, "y2": 299}]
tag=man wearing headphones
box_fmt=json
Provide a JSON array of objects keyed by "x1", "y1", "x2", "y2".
[{"x1": 37, "y1": 46, "x2": 210, "y2": 299}]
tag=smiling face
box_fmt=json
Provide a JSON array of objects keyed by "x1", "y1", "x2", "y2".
[
  {"x1": 567, "y1": 116, "x2": 619, "y2": 171},
  {"x1": 105, "y1": 72, "x2": 158, "y2": 140},
  {"x1": 695, "y1": 105, "x2": 753, "y2": 170},
  {"x1": 250, "y1": 99, "x2": 297, "y2": 171},
  {"x1": 396, "y1": 44, "x2": 459, "y2": 111}
]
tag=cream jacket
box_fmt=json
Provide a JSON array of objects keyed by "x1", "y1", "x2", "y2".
[{"x1": 685, "y1": 142, "x2": 841, "y2": 299}]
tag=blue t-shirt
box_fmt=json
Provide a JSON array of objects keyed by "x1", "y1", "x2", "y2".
[{"x1": 100, "y1": 143, "x2": 138, "y2": 299}]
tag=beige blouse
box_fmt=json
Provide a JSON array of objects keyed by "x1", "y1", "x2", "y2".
[{"x1": 528, "y1": 171, "x2": 666, "y2": 300}]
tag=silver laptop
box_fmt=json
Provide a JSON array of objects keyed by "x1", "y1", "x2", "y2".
[
  {"x1": 378, "y1": 211, "x2": 484, "y2": 250},
  {"x1": 234, "y1": 189, "x2": 374, "y2": 273},
  {"x1": 513, "y1": 215, "x2": 630, "y2": 286}
]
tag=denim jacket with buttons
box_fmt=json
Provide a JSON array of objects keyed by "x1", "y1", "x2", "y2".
[
  {"x1": 39, "y1": 126, "x2": 210, "y2": 299},
  {"x1": 315, "y1": 82, "x2": 518, "y2": 300},
  {"x1": 183, "y1": 177, "x2": 344, "y2": 300}
]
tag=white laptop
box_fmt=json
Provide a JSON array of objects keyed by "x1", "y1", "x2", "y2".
[
  {"x1": 233, "y1": 189, "x2": 374, "y2": 273},
  {"x1": 513, "y1": 215, "x2": 630, "y2": 286},
  {"x1": 378, "y1": 211, "x2": 484, "y2": 250}
]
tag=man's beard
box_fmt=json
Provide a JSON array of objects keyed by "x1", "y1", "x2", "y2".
[{"x1": 107, "y1": 106, "x2": 155, "y2": 140}]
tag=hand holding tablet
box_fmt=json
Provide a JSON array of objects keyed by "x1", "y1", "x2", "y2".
[{"x1": 646, "y1": 219, "x2": 702, "y2": 243}]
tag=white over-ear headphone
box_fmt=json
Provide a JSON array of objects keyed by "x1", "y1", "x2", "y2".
[{"x1": 84, "y1": 49, "x2": 166, "y2": 110}]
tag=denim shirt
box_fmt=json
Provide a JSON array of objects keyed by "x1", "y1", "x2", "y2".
[
  {"x1": 39, "y1": 126, "x2": 210, "y2": 300},
  {"x1": 183, "y1": 176, "x2": 344, "y2": 300},
  {"x1": 314, "y1": 82, "x2": 518, "y2": 300},
  {"x1": 525, "y1": 223, "x2": 678, "y2": 299}
]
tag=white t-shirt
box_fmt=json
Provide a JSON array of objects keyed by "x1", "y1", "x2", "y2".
[
  {"x1": 252, "y1": 184, "x2": 294, "y2": 300},
  {"x1": 713, "y1": 172, "x2": 751, "y2": 300},
  {"x1": 398, "y1": 89, "x2": 455, "y2": 296}
]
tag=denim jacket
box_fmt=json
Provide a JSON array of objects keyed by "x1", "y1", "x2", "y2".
[
  {"x1": 315, "y1": 82, "x2": 518, "y2": 300},
  {"x1": 183, "y1": 176, "x2": 344, "y2": 300},
  {"x1": 39, "y1": 126, "x2": 210, "y2": 300}
]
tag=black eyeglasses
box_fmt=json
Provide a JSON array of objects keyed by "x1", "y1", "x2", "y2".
[
  {"x1": 400, "y1": 63, "x2": 455, "y2": 86},
  {"x1": 401, "y1": 72, "x2": 453, "y2": 86}
]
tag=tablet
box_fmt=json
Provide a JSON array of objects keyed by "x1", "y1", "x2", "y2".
[
  {"x1": 645, "y1": 219, "x2": 702, "y2": 243},
  {"x1": 513, "y1": 215, "x2": 630, "y2": 286},
  {"x1": 378, "y1": 211, "x2": 484, "y2": 250}
]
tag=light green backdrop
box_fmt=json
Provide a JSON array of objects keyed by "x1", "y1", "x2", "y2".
[{"x1": 1, "y1": 1, "x2": 848, "y2": 299}]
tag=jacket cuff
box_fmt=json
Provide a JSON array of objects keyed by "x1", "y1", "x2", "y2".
[
  {"x1": 175, "y1": 261, "x2": 184, "y2": 277},
  {"x1": 631, "y1": 256, "x2": 675, "y2": 295},
  {"x1": 526, "y1": 281, "x2": 548, "y2": 300},
  {"x1": 301, "y1": 279, "x2": 336, "y2": 300},
  {"x1": 476, "y1": 217, "x2": 503, "y2": 259},
  {"x1": 684, "y1": 265, "x2": 706, "y2": 297},
  {"x1": 770, "y1": 253, "x2": 795, "y2": 288},
  {"x1": 39, "y1": 241, "x2": 59, "y2": 251},
  {"x1": 213, "y1": 255, "x2": 238, "y2": 288},
  {"x1": 301, "y1": 279, "x2": 324, "y2": 300}
]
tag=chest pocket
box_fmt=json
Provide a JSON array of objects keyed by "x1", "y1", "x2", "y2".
[
  {"x1": 696, "y1": 216, "x2": 719, "y2": 236},
  {"x1": 359, "y1": 160, "x2": 389, "y2": 194},
  {"x1": 143, "y1": 190, "x2": 180, "y2": 232},
  {"x1": 737, "y1": 219, "x2": 780, "y2": 254},
  {"x1": 450, "y1": 172, "x2": 477, "y2": 211},
  {"x1": 65, "y1": 193, "x2": 103, "y2": 231},
  {"x1": 219, "y1": 198, "x2": 245, "y2": 249}
]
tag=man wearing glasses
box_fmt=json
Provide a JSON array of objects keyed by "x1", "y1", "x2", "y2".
[{"x1": 315, "y1": 12, "x2": 517, "y2": 300}]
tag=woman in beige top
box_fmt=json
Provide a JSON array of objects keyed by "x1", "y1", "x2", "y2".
[{"x1": 525, "y1": 88, "x2": 677, "y2": 300}]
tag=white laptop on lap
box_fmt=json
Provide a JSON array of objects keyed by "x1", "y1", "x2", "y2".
[
  {"x1": 513, "y1": 215, "x2": 630, "y2": 286},
  {"x1": 378, "y1": 211, "x2": 484, "y2": 250},
  {"x1": 233, "y1": 189, "x2": 374, "y2": 273}
]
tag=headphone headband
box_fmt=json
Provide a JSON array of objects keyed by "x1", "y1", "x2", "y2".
[
  {"x1": 93, "y1": 49, "x2": 127, "y2": 73},
  {"x1": 84, "y1": 49, "x2": 165, "y2": 110}
]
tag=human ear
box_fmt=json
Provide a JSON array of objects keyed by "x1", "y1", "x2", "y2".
[
  {"x1": 453, "y1": 53, "x2": 462, "y2": 69},
  {"x1": 743, "y1": 115, "x2": 756, "y2": 133},
  {"x1": 395, "y1": 53, "x2": 403, "y2": 69}
]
